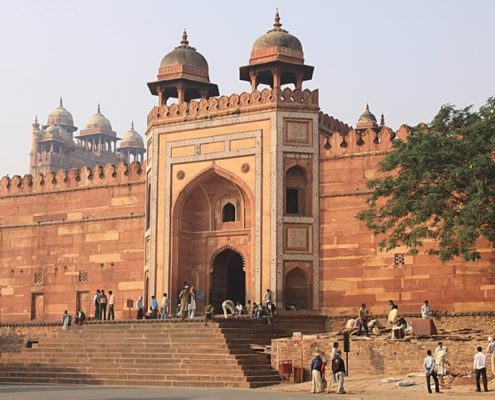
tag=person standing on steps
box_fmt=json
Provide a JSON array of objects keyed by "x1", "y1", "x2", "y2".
[
  {"x1": 107, "y1": 290, "x2": 115, "y2": 320},
  {"x1": 99, "y1": 290, "x2": 108, "y2": 321},
  {"x1": 178, "y1": 285, "x2": 190, "y2": 321},
  {"x1": 62, "y1": 310, "x2": 71, "y2": 331},
  {"x1": 93, "y1": 289, "x2": 100, "y2": 320},
  {"x1": 421, "y1": 300, "x2": 432, "y2": 319},
  {"x1": 263, "y1": 288, "x2": 272, "y2": 305},
  {"x1": 160, "y1": 293, "x2": 169, "y2": 319},
  {"x1": 356, "y1": 303, "x2": 369, "y2": 337},
  {"x1": 136, "y1": 296, "x2": 143, "y2": 320},
  {"x1": 188, "y1": 286, "x2": 197, "y2": 319},
  {"x1": 150, "y1": 295, "x2": 159, "y2": 319}
]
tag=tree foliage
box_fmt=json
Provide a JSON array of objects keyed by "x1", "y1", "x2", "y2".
[{"x1": 357, "y1": 97, "x2": 495, "y2": 261}]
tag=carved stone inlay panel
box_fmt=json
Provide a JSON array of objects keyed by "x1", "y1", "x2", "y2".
[
  {"x1": 284, "y1": 224, "x2": 312, "y2": 253},
  {"x1": 285, "y1": 119, "x2": 312, "y2": 146}
]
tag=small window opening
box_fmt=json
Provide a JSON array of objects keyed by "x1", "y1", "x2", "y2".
[
  {"x1": 286, "y1": 188, "x2": 299, "y2": 214},
  {"x1": 222, "y1": 203, "x2": 236, "y2": 222}
]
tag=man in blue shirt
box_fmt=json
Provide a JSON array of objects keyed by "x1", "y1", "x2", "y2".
[{"x1": 424, "y1": 349, "x2": 440, "y2": 393}]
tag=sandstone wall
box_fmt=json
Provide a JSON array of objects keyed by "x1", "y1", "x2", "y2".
[
  {"x1": 272, "y1": 314, "x2": 494, "y2": 376},
  {"x1": 0, "y1": 162, "x2": 145, "y2": 322},
  {"x1": 318, "y1": 127, "x2": 495, "y2": 315}
]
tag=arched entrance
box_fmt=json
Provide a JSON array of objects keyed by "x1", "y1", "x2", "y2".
[{"x1": 210, "y1": 248, "x2": 245, "y2": 313}]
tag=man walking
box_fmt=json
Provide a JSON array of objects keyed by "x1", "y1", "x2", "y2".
[
  {"x1": 331, "y1": 351, "x2": 346, "y2": 394},
  {"x1": 424, "y1": 349, "x2": 440, "y2": 393},
  {"x1": 474, "y1": 346, "x2": 489, "y2": 392},
  {"x1": 107, "y1": 290, "x2": 115, "y2": 320},
  {"x1": 310, "y1": 353, "x2": 323, "y2": 394}
]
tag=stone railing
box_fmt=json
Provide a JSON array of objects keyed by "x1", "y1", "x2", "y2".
[
  {"x1": 0, "y1": 161, "x2": 144, "y2": 197},
  {"x1": 147, "y1": 87, "x2": 319, "y2": 126}
]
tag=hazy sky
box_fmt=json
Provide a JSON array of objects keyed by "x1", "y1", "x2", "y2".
[{"x1": 0, "y1": 0, "x2": 494, "y2": 176}]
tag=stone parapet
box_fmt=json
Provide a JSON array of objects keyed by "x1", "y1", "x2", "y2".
[
  {"x1": 0, "y1": 161, "x2": 144, "y2": 198},
  {"x1": 147, "y1": 88, "x2": 319, "y2": 127}
]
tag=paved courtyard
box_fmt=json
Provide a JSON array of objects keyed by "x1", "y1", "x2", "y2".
[{"x1": 0, "y1": 385, "x2": 336, "y2": 400}]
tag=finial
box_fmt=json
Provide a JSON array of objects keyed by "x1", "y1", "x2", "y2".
[
  {"x1": 380, "y1": 113, "x2": 385, "y2": 127},
  {"x1": 34, "y1": 115, "x2": 38, "y2": 123},
  {"x1": 59, "y1": 97, "x2": 63, "y2": 107},
  {"x1": 97, "y1": 103, "x2": 101, "y2": 113},
  {"x1": 273, "y1": 9, "x2": 282, "y2": 30},
  {"x1": 180, "y1": 29, "x2": 189, "y2": 46},
  {"x1": 365, "y1": 103, "x2": 370, "y2": 112},
  {"x1": 131, "y1": 121, "x2": 134, "y2": 130}
]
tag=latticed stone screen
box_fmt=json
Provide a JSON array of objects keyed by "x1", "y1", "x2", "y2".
[
  {"x1": 34, "y1": 272, "x2": 43, "y2": 285},
  {"x1": 394, "y1": 253, "x2": 405, "y2": 267},
  {"x1": 78, "y1": 270, "x2": 88, "y2": 283}
]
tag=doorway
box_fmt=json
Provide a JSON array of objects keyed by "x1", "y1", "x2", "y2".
[
  {"x1": 31, "y1": 293, "x2": 44, "y2": 321},
  {"x1": 76, "y1": 291, "x2": 90, "y2": 315},
  {"x1": 210, "y1": 248, "x2": 245, "y2": 313},
  {"x1": 285, "y1": 268, "x2": 309, "y2": 310}
]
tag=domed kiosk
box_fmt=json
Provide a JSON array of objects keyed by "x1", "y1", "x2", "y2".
[
  {"x1": 148, "y1": 30, "x2": 219, "y2": 104},
  {"x1": 240, "y1": 11, "x2": 314, "y2": 90},
  {"x1": 117, "y1": 122, "x2": 146, "y2": 163},
  {"x1": 77, "y1": 105, "x2": 120, "y2": 153}
]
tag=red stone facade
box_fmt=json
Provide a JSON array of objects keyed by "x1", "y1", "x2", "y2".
[{"x1": 0, "y1": 162, "x2": 145, "y2": 322}]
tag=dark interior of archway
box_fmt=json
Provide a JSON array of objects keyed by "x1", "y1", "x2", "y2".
[{"x1": 210, "y1": 249, "x2": 245, "y2": 313}]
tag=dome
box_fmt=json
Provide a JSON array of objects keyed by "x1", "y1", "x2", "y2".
[
  {"x1": 119, "y1": 122, "x2": 144, "y2": 148},
  {"x1": 356, "y1": 104, "x2": 379, "y2": 130},
  {"x1": 160, "y1": 30, "x2": 209, "y2": 71},
  {"x1": 44, "y1": 124, "x2": 71, "y2": 140},
  {"x1": 47, "y1": 98, "x2": 74, "y2": 127},
  {"x1": 252, "y1": 12, "x2": 303, "y2": 53},
  {"x1": 358, "y1": 104, "x2": 377, "y2": 124},
  {"x1": 84, "y1": 105, "x2": 112, "y2": 131}
]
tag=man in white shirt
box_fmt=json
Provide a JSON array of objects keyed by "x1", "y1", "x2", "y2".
[
  {"x1": 160, "y1": 293, "x2": 169, "y2": 319},
  {"x1": 421, "y1": 300, "x2": 432, "y2": 319},
  {"x1": 107, "y1": 290, "x2": 115, "y2": 320},
  {"x1": 423, "y1": 349, "x2": 440, "y2": 393},
  {"x1": 473, "y1": 346, "x2": 488, "y2": 392}
]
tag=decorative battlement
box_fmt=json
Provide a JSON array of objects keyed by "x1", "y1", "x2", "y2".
[
  {"x1": 321, "y1": 124, "x2": 410, "y2": 158},
  {"x1": 147, "y1": 87, "x2": 319, "y2": 126},
  {"x1": 0, "y1": 161, "x2": 144, "y2": 197},
  {"x1": 318, "y1": 111, "x2": 352, "y2": 135}
]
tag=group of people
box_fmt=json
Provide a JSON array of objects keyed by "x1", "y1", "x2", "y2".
[
  {"x1": 310, "y1": 342, "x2": 346, "y2": 395},
  {"x1": 136, "y1": 292, "x2": 173, "y2": 320},
  {"x1": 93, "y1": 289, "x2": 115, "y2": 320},
  {"x1": 220, "y1": 289, "x2": 276, "y2": 320},
  {"x1": 423, "y1": 341, "x2": 492, "y2": 393},
  {"x1": 352, "y1": 300, "x2": 431, "y2": 339}
]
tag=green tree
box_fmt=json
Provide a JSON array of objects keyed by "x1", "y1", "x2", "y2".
[{"x1": 357, "y1": 97, "x2": 495, "y2": 261}]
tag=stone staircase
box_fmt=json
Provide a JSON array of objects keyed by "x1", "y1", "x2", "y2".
[{"x1": 0, "y1": 319, "x2": 283, "y2": 388}]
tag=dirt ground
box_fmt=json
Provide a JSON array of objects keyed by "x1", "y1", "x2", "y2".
[{"x1": 262, "y1": 373, "x2": 495, "y2": 399}]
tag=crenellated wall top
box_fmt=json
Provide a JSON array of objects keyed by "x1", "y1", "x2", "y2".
[
  {"x1": 0, "y1": 161, "x2": 145, "y2": 197},
  {"x1": 147, "y1": 87, "x2": 319, "y2": 128},
  {"x1": 318, "y1": 111, "x2": 352, "y2": 136},
  {"x1": 320, "y1": 124, "x2": 411, "y2": 158}
]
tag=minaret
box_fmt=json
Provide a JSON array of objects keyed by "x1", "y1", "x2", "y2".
[{"x1": 29, "y1": 116, "x2": 41, "y2": 174}]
